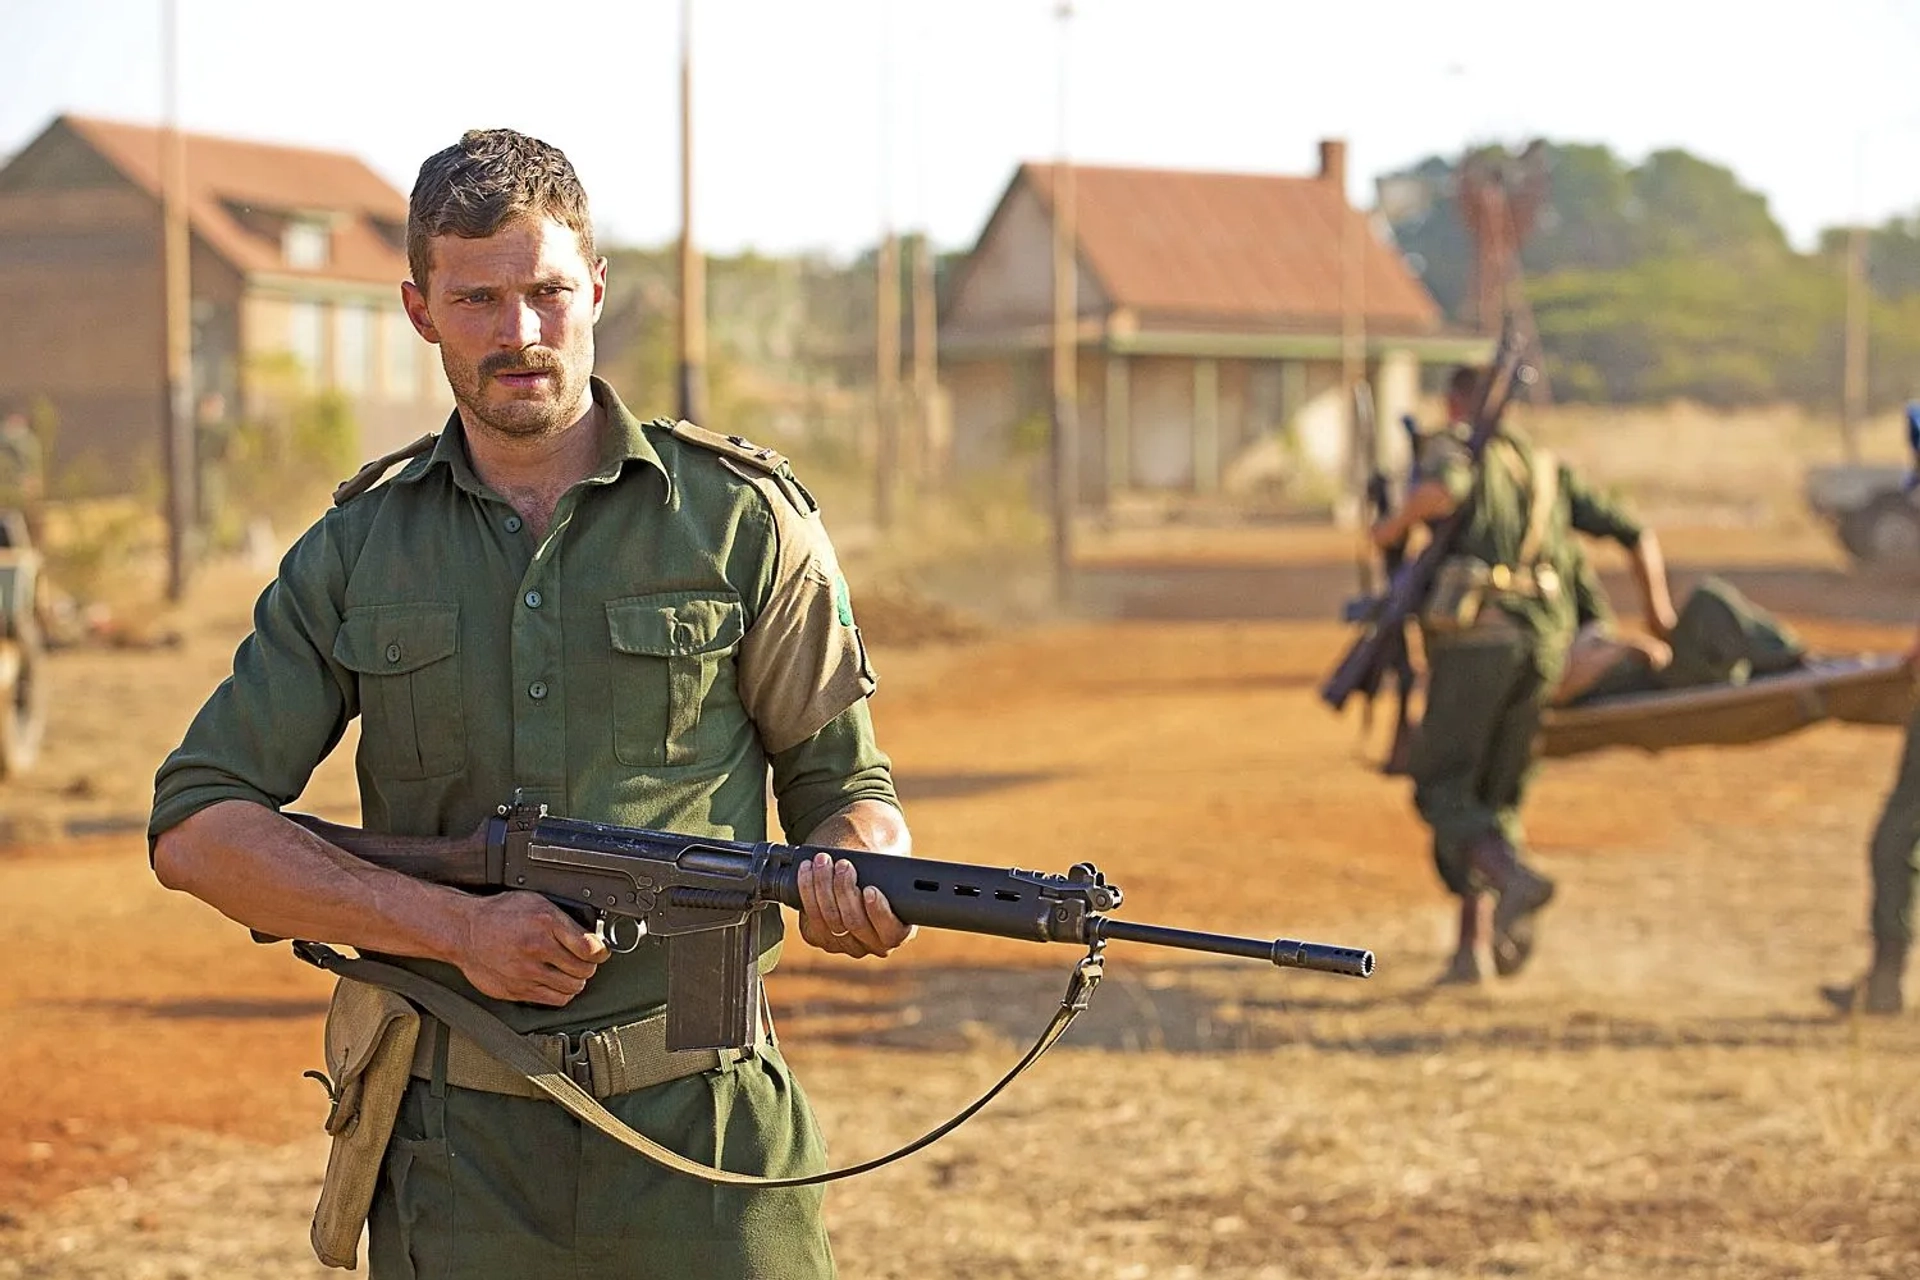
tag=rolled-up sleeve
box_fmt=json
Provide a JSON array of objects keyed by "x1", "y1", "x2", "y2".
[
  {"x1": 769, "y1": 701, "x2": 899, "y2": 844},
  {"x1": 1565, "y1": 466, "x2": 1644, "y2": 548},
  {"x1": 149, "y1": 516, "x2": 357, "y2": 842},
  {"x1": 1415, "y1": 428, "x2": 1475, "y2": 504}
]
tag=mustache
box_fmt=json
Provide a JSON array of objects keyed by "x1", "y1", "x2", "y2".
[{"x1": 480, "y1": 350, "x2": 562, "y2": 378}]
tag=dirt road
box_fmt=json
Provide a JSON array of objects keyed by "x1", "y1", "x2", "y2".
[{"x1": 2, "y1": 537, "x2": 1918, "y2": 1278}]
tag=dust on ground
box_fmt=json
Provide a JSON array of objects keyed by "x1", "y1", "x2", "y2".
[{"x1": 2, "y1": 507, "x2": 1918, "y2": 1278}]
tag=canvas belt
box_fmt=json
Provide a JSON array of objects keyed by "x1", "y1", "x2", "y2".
[
  {"x1": 1486, "y1": 561, "x2": 1561, "y2": 599},
  {"x1": 412, "y1": 1002, "x2": 765, "y2": 1100}
]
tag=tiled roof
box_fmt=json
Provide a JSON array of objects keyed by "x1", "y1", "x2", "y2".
[
  {"x1": 63, "y1": 114, "x2": 408, "y2": 287},
  {"x1": 1015, "y1": 162, "x2": 1441, "y2": 332}
]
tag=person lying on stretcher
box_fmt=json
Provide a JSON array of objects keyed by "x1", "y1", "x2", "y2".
[{"x1": 1552, "y1": 555, "x2": 1809, "y2": 708}]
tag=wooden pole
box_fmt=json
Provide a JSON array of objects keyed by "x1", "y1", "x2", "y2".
[
  {"x1": 1842, "y1": 224, "x2": 1867, "y2": 464},
  {"x1": 1050, "y1": 4, "x2": 1077, "y2": 601},
  {"x1": 910, "y1": 231, "x2": 939, "y2": 486},
  {"x1": 160, "y1": 0, "x2": 195, "y2": 601},
  {"x1": 676, "y1": 0, "x2": 708, "y2": 425},
  {"x1": 874, "y1": 231, "x2": 901, "y2": 527}
]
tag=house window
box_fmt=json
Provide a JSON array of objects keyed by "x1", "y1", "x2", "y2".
[
  {"x1": 383, "y1": 307, "x2": 420, "y2": 400},
  {"x1": 287, "y1": 299, "x2": 326, "y2": 386},
  {"x1": 283, "y1": 219, "x2": 330, "y2": 269},
  {"x1": 336, "y1": 304, "x2": 374, "y2": 395}
]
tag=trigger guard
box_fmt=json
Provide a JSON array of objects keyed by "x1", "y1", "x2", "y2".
[{"x1": 604, "y1": 914, "x2": 648, "y2": 954}]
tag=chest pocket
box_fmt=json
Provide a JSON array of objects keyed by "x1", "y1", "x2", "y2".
[
  {"x1": 333, "y1": 603, "x2": 465, "y2": 780},
  {"x1": 607, "y1": 591, "x2": 745, "y2": 768}
]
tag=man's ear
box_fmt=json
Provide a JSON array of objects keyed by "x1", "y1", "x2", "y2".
[
  {"x1": 401, "y1": 280, "x2": 440, "y2": 344},
  {"x1": 589, "y1": 256, "x2": 609, "y2": 324}
]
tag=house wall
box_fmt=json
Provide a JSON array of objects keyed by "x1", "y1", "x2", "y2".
[
  {"x1": 241, "y1": 285, "x2": 449, "y2": 456},
  {"x1": 944, "y1": 180, "x2": 1105, "y2": 333},
  {"x1": 0, "y1": 183, "x2": 172, "y2": 488}
]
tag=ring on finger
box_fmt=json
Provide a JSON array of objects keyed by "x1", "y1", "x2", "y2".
[{"x1": 829, "y1": 928, "x2": 851, "y2": 938}]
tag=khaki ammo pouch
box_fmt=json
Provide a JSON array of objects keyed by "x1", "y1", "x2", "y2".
[{"x1": 308, "y1": 977, "x2": 422, "y2": 1270}]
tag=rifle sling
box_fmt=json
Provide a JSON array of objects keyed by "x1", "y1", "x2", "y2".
[{"x1": 292, "y1": 939, "x2": 1100, "y2": 1188}]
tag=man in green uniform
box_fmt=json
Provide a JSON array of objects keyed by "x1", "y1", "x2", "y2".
[
  {"x1": 0, "y1": 410, "x2": 46, "y2": 542},
  {"x1": 1373, "y1": 367, "x2": 1676, "y2": 985},
  {"x1": 1553, "y1": 563, "x2": 1806, "y2": 708},
  {"x1": 1823, "y1": 625, "x2": 1920, "y2": 1016},
  {"x1": 150, "y1": 129, "x2": 908, "y2": 1277}
]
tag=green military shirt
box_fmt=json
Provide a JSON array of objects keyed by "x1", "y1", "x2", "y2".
[
  {"x1": 151, "y1": 377, "x2": 896, "y2": 1033},
  {"x1": 1415, "y1": 422, "x2": 1645, "y2": 642}
]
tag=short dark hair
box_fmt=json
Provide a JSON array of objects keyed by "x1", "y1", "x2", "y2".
[
  {"x1": 1447, "y1": 365, "x2": 1484, "y2": 401},
  {"x1": 407, "y1": 128, "x2": 595, "y2": 287}
]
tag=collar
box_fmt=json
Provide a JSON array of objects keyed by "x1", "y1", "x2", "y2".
[{"x1": 401, "y1": 376, "x2": 672, "y2": 503}]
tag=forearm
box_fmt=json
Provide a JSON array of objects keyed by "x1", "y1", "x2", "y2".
[
  {"x1": 1373, "y1": 482, "x2": 1456, "y2": 549},
  {"x1": 801, "y1": 797, "x2": 911, "y2": 857},
  {"x1": 1628, "y1": 531, "x2": 1678, "y2": 637},
  {"x1": 152, "y1": 799, "x2": 474, "y2": 962}
]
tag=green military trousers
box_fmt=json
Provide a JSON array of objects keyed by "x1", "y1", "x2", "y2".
[
  {"x1": 366, "y1": 1036, "x2": 834, "y2": 1279},
  {"x1": 1869, "y1": 702, "x2": 1920, "y2": 951},
  {"x1": 1410, "y1": 626, "x2": 1549, "y2": 897},
  {"x1": 1658, "y1": 577, "x2": 1805, "y2": 690},
  {"x1": 1573, "y1": 577, "x2": 1806, "y2": 705}
]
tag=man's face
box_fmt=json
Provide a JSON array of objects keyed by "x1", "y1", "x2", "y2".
[{"x1": 401, "y1": 216, "x2": 607, "y2": 441}]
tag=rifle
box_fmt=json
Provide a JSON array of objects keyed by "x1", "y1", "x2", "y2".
[
  {"x1": 267, "y1": 803, "x2": 1373, "y2": 1186},
  {"x1": 1341, "y1": 383, "x2": 1422, "y2": 775},
  {"x1": 1321, "y1": 324, "x2": 1531, "y2": 715}
]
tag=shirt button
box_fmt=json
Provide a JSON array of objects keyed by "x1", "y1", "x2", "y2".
[
  {"x1": 524, "y1": 590, "x2": 543, "y2": 609},
  {"x1": 528, "y1": 680, "x2": 549, "y2": 700},
  {"x1": 504, "y1": 515, "x2": 523, "y2": 534},
  {"x1": 385, "y1": 642, "x2": 403, "y2": 664}
]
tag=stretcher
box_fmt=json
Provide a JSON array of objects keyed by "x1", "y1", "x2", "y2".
[{"x1": 1538, "y1": 655, "x2": 1914, "y2": 760}]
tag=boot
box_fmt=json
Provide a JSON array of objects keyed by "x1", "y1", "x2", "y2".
[
  {"x1": 1434, "y1": 892, "x2": 1491, "y2": 986},
  {"x1": 1469, "y1": 835, "x2": 1555, "y2": 977},
  {"x1": 1821, "y1": 939, "x2": 1906, "y2": 1016}
]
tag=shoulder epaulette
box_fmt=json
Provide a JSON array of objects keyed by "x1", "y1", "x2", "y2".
[
  {"x1": 664, "y1": 419, "x2": 789, "y2": 475},
  {"x1": 662, "y1": 419, "x2": 819, "y2": 514},
  {"x1": 333, "y1": 433, "x2": 438, "y2": 507}
]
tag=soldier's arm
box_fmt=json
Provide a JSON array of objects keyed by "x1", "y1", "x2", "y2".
[
  {"x1": 149, "y1": 516, "x2": 606, "y2": 1004},
  {"x1": 734, "y1": 467, "x2": 910, "y2": 959},
  {"x1": 1372, "y1": 430, "x2": 1472, "y2": 548},
  {"x1": 1564, "y1": 467, "x2": 1675, "y2": 639}
]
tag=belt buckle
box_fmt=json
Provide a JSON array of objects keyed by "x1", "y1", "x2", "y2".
[{"x1": 560, "y1": 1032, "x2": 594, "y2": 1091}]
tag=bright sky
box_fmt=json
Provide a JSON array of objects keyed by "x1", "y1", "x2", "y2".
[{"x1": 6, "y1": 0, "x2": 1919, "y2": 259}]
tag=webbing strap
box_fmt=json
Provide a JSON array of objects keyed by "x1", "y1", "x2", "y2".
[
  {"x1": 293, "y1": 941, "x2": 1100, "y2": 1188},
  {"x1": 1517, "y1": 447, "x2": 1559, "y2": 568}
]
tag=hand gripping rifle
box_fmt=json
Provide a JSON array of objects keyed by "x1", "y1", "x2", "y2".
[
  {"x1": 1321, "y1": 323, "x2": 1531, "y2": 716},
  {"x1": 271, "y1": 803, "x2": 1372, "y2": 1188}
]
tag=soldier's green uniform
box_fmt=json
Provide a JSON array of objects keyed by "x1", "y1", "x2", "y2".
[
  {"x1": 1409, "y1": 425, "x2": 1645, "y2": 899},
  {"x1": 151, "y1": 378, "x2": 890, "y2": 1278},
  {"x1": 1867, "y1": 705, "x2": 1920, "y2": 969},
  {"x1": 1565, "y1": 575, "x2": 1806, "y2": 706}
]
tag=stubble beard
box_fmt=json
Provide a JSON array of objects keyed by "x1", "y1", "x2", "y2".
[{"x1": 446, "y1": 344, "x2": 593, "y2": 443}]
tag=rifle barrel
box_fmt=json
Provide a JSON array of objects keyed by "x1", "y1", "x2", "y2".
[{"x1": 1093, "y1": 918, "x2": 1374, "y2": 977}]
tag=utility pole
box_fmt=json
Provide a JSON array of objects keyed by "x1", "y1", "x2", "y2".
[
  {"x1": 160, "y1": 0, "x2": 195, "y2": 601},
  {"x1": 1335, "y1": 140, "x2": 1366, "y2": 526},
  {"x1": 1842, "y1": 223, "x2": 1868, "y2": 464},
  {"x1": 676, "y1": 0, "x2": 707, "y2": 425},
  {"x1": 910, "y1": 231, "x2": 940, "y2": 487},
  {"x1": 1049, "y1": 2, "x2": 1078, "y2": 602},
  {"x1": 874, "y1": 231, "x2": 901, "y2": 527}
]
